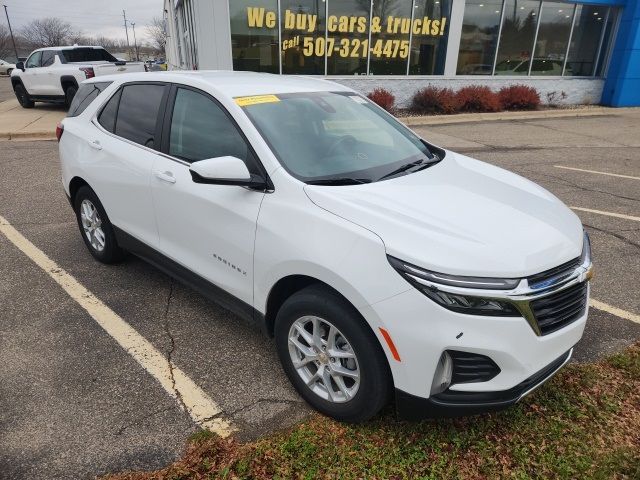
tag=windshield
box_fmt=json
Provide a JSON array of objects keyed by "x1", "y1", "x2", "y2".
[{"x1": 239, "y1": 92, "x2": 436, "y2": 183}]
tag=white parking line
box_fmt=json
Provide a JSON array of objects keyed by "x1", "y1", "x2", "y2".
[
  {"x1": 0, "y1": 215, "x2": 235, "y2": 437},
  {"x1": 590, "y1": 299, "x2": 640, "y2": 325},
  {"x1": 554, "y1": 165, "x2": 640, "y2": 180},
  {"x1": 570, "y1": 206, "x2": 640, "y2": 223}
]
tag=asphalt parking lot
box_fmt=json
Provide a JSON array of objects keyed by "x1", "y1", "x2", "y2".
[{"x1": 1, "y1": 108, "x2": 639, "y2": 479}]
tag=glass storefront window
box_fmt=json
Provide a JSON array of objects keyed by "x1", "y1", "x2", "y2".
[
  {"x1": 531, "y1": 1, "x2": 574, "y2": 75},
  {"x1": 409, "y1": 0, "x2": 452, "y2": 75},
  {"x1": 280, "y1": 0, "x2": 326, "y2": 74},
  {"x1": 325, "y1": 0, "x2": 370, "y2": 75},
  {"x1": 457, "y1": 0, "x2": 503, "y2": 75},
  {"x1": 596, "y1": 8, "x2": 615, "y2": 76},
  {"x1": 494, "y1": 0, "x2": 540, "y2": 76},
  {"x1": 230, "y1": 0, "x2": 279, "y2": 73},
  {"x1": 565, "y1": 6, "x2": 606, "y2": 76},
  {"x1": 369, "y1": 0, "x2": 413, "y2": 75}
]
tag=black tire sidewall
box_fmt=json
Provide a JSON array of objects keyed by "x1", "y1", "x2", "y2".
[
  {"x1": 74, "y1": 186, "x2": 124, "y2": 264},
  {"x1": 275, "y1": 286, "x2": 391, "y2": 423},
  {"x1": 15, "y1": 84, "x2": 34, "y2": 108},
  {"x1": 65, "y1": 86, "x2": 77, "y2": 107}
]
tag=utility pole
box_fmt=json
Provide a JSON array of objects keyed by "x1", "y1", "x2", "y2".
[
  {"x1": 3, "y1": 5, "x2": 19, "y2": 61},
  {"x1": 122, "y1": 9, "x2": 132, "y2": 61},
  {"x1": 131, "y1": 22, "x2": 139, "y2": 61}
]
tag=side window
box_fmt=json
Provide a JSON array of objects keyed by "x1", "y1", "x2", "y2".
[
  {"x1": 68, "y1": 82, "x2": 112, "y2": 117},
  {"x1": 98, "y1": 89, "x2": 121, "y2": 133},
  {"x1": 169, "y1": 88, "x2": 251, "y2": 166},
  {"x1": 41, "y1": 50, "x2": 55, "y2": 67},
  {"x1": 26, "y1": 51, "x2": 42, "y2": 68},
  {"x1": 114, "y1": 84, "x2": 166, "y2": 149}
]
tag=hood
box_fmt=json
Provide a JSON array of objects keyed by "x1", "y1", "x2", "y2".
[{"x1": 304, "y1": 152, "x2": 583, "y2": 278}]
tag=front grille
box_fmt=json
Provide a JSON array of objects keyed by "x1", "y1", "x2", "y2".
[
  {"x1": 530, "y1": 281, "x2": 588, "y2": 335},
  {"x1": 449, "y1": 351, "x2": 500, "y2": 384},
  {"x1": 528, "y1": 256, "x2": 582, "y2": 289}
]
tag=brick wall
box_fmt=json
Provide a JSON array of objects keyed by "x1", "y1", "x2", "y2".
[{"x1": 332, "y1": 77, "x2": 605, "y2": 108}]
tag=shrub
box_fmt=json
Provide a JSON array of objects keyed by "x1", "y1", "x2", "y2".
[
  {"x1": 499, "y1": 85, "x2": 541, "y2": 110},
  {"x1": 411, "y1": 86, "x2": 461, "y2": 114},
  {"x1": 455, "y1": 85, "x2": 501, "y2": 112},
  {"x1": 367, "y1": 88, "x2": 395, "y2": 112}
]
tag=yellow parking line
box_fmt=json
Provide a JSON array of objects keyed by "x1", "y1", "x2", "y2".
[
  {"x1": 570, "y1": 206, "x2": 640, "y2": 223},
  {"x1": 590, "y1": 299, "x2": 640, "y2": 325},
  {"x1": 554, "y1": 165, "x2": 640, "y2": 180},
  {"x1": 0, "y1": 215, "x2": 235, "y2": 437}
]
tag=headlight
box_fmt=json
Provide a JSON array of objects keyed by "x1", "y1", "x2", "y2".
[
  {"x1": 581, "y1": 230, "x2": 591, "y2": 265},
  {"x1": 387, "y1": 256, "x2": 521, "y2": 316}
]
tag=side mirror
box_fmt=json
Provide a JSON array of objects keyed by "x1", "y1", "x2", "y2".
[
  {"x1": 189, "y1": 156, "x2": 266, "y2": 189},
  {"x1": 16, "y1": 61, "x2": 24, "y2": 71}
]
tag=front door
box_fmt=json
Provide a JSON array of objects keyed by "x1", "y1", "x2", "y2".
[{"x1": 151, "y1": 86, "x2": 266, "y2": 306}]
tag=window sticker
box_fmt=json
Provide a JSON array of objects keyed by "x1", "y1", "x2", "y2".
[{"x1": 235, "y1": 95, "x2": 280, "y2": 107}]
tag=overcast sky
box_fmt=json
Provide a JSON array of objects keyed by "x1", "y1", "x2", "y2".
[{"x1": 3, "y1": 0, "x2": 162, "y2": 43}]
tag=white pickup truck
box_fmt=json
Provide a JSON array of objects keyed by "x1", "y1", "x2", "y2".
[{"x1": 10, "y1": 46, "x2": 145, "y2": 108}]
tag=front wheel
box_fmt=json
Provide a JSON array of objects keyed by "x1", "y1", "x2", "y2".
[
  {"x1": 14, "y1": 83, "x2": 34, "y2": 108},
  {"x1": 275, "y1": 285, "x2": 392, "y2": 422}
]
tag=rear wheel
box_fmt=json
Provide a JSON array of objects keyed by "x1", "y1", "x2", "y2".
[
  {"x1": 64, "y1": 85, "x2": 77, "y2": 107},
  {"x1": 275, "y1": 285, "x2": 392, "y2": 422},
  {"x1": 74, "y1": 186, "x2": 126, "y2": 264},
  {"x1": 14, "y1": 83, "x2": 34, "y2": 108}
]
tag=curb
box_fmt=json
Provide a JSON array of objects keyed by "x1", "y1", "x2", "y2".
[
  {"x1": 399, "y1": 107, "x2": 628, "y2": 127},
  {"x1": 1, "y1": 132, "x2": 57, "y2": 141}
]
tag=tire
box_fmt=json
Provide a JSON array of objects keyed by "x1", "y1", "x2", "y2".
[
  {"x1": 74, "y1": 186, "x2": 126, "y2": 264},
  {"x1": 275, "y1": 284, "x2": 392, "y2": 423},
  {"x1": 65, "y1": 85, "x2": 77, "y2": 107},
  {"x1": 14, "y1": 83, "x2": 34, "y2": 108}
]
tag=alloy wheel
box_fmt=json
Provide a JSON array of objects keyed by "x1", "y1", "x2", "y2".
[
  {"x1": 288, "y1": 315, "x2": 360, "y2": 403},
  {"x1": 80, "y1": 199, "x2": 106, "y2": 252}
]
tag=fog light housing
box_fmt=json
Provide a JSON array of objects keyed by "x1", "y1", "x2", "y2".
[{"x1": 430, "y1": 351, "x2": 453, "y2": 395}]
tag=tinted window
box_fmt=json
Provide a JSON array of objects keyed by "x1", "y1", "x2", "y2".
[
  {"x1": 41, "y1": 50, "x2": 56, "y2": 67},
  {"x1": 169, "y1": 88, "x2": 250, "y2": 164},
  {"x1": 115, "y1": 84, "x2": 165, "y2": 148},
  {"x1": 26, "y1": 51, "x2": 42, "y2": 68},
  {"x1": 98, "y1": 89, "x2": 121, "y2": 133},
  {"x1": 68, "y1": 82, "x2": 112, "y2": 117},
  {"x1": 61, "y1": 48, "x2": 117, "y2": 63}
]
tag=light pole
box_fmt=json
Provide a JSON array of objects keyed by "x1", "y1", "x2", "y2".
[
  {"x1": 3, "y1": 5, "x2": 19, "y2": 61},
  {"x1": 131, "y1": 22, "x2": 139, "y2": 61}
]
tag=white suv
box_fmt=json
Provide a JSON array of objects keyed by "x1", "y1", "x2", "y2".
[
  {"x1": 11, "y1": 46, "x2": 144, "y2": 108},
  {"x1": 58, "y1": 72, "x2": 592, "y2": 422}
]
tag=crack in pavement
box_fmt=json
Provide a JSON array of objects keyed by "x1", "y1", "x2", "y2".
[
  {"x1": 114, "y1": 406, "x2": 177, "y2": 436},
  {"x1": 584, "y1": 223, "x2": 640, "y2": 250},
  {"x1": 226, "y1": 397, "x2": 305, "y2": 418},
  {"x1": 162, "y1": 279, "x2": 188, "y2": 414},
  {"x1": 511, "y1": 118, "x2": 634, "y2": 148}
]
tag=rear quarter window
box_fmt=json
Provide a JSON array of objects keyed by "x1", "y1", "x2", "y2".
[{"x1": 67, "y1": 82, "x2": 113, "y2": 117}]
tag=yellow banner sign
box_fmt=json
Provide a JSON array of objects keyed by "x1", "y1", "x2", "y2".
[{"x1": 235, "y1": 95, "x2": 280, "y2": 107}]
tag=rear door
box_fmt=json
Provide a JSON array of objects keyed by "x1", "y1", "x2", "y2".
[
  {"x1": 150, "y1": 85, "x2": 267, "y2": 306},
  {"x1": 87, "y1": 82, "x2": 169, "y2": 248}
]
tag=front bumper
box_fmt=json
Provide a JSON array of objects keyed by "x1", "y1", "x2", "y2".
[{"x1": 395, "y1": 348, "x2": 573, "y2": 419}]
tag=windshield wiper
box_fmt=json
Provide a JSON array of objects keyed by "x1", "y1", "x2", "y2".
[
  {"x1": 378, "y1": 157, "x2": 437, "y2": 181},
  {"x1": 306, "y1": 177, "x2": 372, "y2": 186}
]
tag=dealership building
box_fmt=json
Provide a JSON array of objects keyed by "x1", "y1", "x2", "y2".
[{"x1": 163, "y1": 0, "x2": 640, "y2": 107}]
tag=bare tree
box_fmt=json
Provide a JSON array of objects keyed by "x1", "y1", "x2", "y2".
[
  {"x1": 0, "y1": 24, "x2": 14, "y2": 59},
  {"x1": 146, "y1": 16, "x2": 167, "y2": 54},
  {"x1": 20, "y1": 17, "x2": 76, "y2": 48}
]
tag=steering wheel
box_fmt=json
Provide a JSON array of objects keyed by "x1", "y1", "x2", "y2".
[{"x1": 327, "y1": 135, "x2": 358, "y2": 157}]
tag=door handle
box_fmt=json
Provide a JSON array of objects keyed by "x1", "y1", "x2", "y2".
[
  {"x1": 88, "y1": 139, "x2": 102, "y2": 150},
  {"x1": 154, "y1": 170, "x2": 176, "y2": 184}
]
